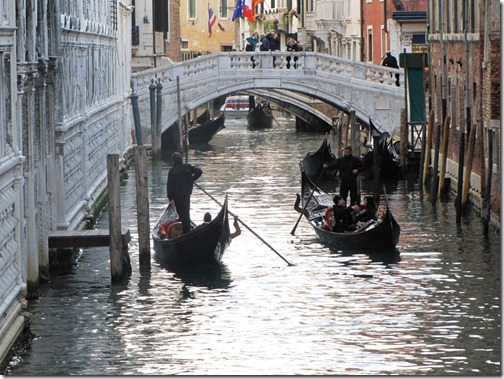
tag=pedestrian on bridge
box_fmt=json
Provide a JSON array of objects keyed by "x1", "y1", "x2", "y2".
[
  {"x1": 244, "y1": 32, "x2": 260, "y2": 51},
  {"x1": 382, "y1": 51, "x2": 400, "y2": 86},
  {"x1": 167, "y1": 152, "x2": 202, "y2": 234}
]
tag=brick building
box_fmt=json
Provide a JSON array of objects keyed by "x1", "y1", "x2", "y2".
[{"x1": 427, "y1": 0, "x2": 500, "y2": 226}]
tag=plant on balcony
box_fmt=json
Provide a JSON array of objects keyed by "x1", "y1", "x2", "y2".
[{"x1": 263, "y1": 20, "x2": 276, "y2": 33}]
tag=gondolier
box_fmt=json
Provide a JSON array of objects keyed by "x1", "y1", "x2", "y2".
[
  {"x1": 167, "y1": 152, "x2": 202, "y2": 234},
  {"x1": 323, "y1": 146, "x2": 363, "y2": 206}
]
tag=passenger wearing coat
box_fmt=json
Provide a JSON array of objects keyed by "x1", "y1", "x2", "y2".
[
  {"x1": 326, "y1": 195, "x2": 355, "y2": 232},
  {"x1": 166, "y1": 152, "x2": 202, "y2": 234}
]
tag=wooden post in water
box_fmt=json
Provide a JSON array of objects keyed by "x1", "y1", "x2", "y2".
[
  {"x1": 176, "y1": 76, "x2": 184, "y2": 152},
  {"x1": 483, "y1": 128, "x2": 493, "y2": 235},
  {"x1": 348, "y1": 111, "x2": 355, "y2": 150},
  {"x1": 430, "y1": 124, "x2": 441, "y2": 205},
  {"x1": 149, "y1": 80, "x2": 158, "y2": 155},
  {"x1": 372, "y1": 135, "x2": 381, "y2": 205},
  {"x1": 422, "y1": 110, "x2": 434, "y2": 191},
  {"x1": 400, "y1": 109, "x2": 408, "y2": 178},
  {"x1": 461, "y1": 125, "x2": 476, "y2": 210},
  {"x1": 455, "y1": 132, "x2": 465, "y2": 223},
  {"x1": 107, "y1": 154, "x2": 125, "y2": 282},
  {"x1": 135, "y1": 146, "x2": 151, "y2": 267},
  {"x1": 437, "y1": 116, "x2": 450, "y2": 198},
  {"x1": 153, "y1": 80, "x2": 163, "y2": 157},
  {"x1": 418, "y1": 120, "x2": 427, "y2": 194},
  {"x1": 340, "y1": 114, "x2": 349, "y2": 155}
]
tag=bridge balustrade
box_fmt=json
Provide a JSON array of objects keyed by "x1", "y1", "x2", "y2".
[{"x1": 131, "y1": 52, "x2": 404, "y2": 137}]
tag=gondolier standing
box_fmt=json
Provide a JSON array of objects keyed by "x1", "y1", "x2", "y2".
[
  {"x1": 167, "y1": 152, "x2": 202, "y2": 234},
  {"x1": 323, "y1": 146, "x2": 363, "y2": 206}
]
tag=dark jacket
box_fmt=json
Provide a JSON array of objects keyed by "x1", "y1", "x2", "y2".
[
  {"x1": 326, "y1": 155, "x2": 362, "y2": 182},
  {"x1": 266, "y1": 34, "x2": 280, "y2": 51},
  {"x1": 332, "y1": 205, "x2": 354, "y2": 232},
  {"x1": 166, "y1": 162, "x2": 202, "y2": 200},
  {"x1": 260, "y1": 37, "x2": 270, "y2": 51}
]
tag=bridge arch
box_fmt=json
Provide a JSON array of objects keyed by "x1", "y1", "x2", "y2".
[{"x1": 131, "y1": 52, "x2": 404, "y2": 137}]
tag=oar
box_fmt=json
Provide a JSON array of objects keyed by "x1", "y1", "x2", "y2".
[
  {"x1": 290, "y1": 169, "x2": 325, "y2": 236},
  {"x1": 194, "y1": 182, "x2": 295, "y2": 266},
  {"x1": 272, "y1": 114, "x2": 281, "y2": 127}
]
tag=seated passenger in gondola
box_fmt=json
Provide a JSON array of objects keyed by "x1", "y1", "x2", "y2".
[
  {"x1": 352, "y1": 196, "x2": 377, "y2": 223},
  {"x1": 324, "y1": 195, "x2": 355, "y2": 232}
]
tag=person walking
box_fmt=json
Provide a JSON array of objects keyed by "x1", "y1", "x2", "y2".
[
  {"x1": 166, "y1": 152, "x2": 202, "y2": 234},
  {"x1": 381, "y1": 51, "x2": 400, "y2": 86},
  {"x1": 323, "y1": 146, "x2": 363, "y2": 206}
]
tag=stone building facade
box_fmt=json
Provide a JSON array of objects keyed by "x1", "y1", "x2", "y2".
[
  {"x1": 427, "y1": 0, "x2": 500, "y2": 225},
  {"x1": 0, "y1": 0, "x2": 133, "y2": 366}
]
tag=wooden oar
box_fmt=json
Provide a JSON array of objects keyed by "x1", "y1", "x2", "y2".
[
  {"x1": 290, "y1": 169, "x2": 325, "y2": 236},
  {"x1": 194, "y1": 182, "x2": 295, "y2": 266}
]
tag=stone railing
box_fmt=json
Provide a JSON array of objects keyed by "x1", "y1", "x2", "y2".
[{"x1": 131, "y1": 52, "x2": 402, "y2": 94}]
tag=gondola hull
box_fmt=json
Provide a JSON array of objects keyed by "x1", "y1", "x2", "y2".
[
  {"x1": 247, "y1": 107, "x2": 273, "y2": 129},
  {"x1": 188, "y1": 113, "x2": 225, "y2": 144},
  {"x1": 302, "y1": 137, "x2": 337, "y2": 179},
  {"x1": 295, "y1": 164, "x2": 400, "y2": 251},
  {"x1": 153, "y1": 197, "x2": 231, "y2": 265}
]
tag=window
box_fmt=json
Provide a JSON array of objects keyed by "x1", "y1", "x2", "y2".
[
  {"x1": 188, "y1": 0, "x2": 196, "y2": 19},
  {"x1": 306, "y1": 0, "x2": 313, "y2": 12},
  {"x1": 367, "y1": 27, "x2": 373, "y2": 63},
  {"x1": 220, "y1": 0, "x2": 228, "y2": 18}
]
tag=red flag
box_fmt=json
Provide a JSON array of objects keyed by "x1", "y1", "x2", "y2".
[{"x1": 243, "y1": 0, "x2": 255, "y2": 23}]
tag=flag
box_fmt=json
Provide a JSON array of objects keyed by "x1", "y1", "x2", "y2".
[
  {"x1": 208, "y1": 3, "x2": 217, "y2": 37},
  {"x1": 243, "y1": 0, "x2": 255, "y2": 23},
  {"x1": 232, "y1": 0, "x2": 244, "y2": 21},
  {"x1": 253, "y1": 0, "x2": 264, "y2": 7}
]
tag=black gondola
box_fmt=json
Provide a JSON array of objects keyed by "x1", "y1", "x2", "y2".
[
  {"x1": 360, "y1": 133, "x2": 402, "y2": 180},
  {"x1": 246, "y1": 96, "x2": 273, "y2": 129},
  {"x1": 153, "y1": 196, "x2": 231, "y2": 265},
  {"x1": 302, "y1": 137, "x2": 337, "y2": 180},
  {"x1": 188, "y1": 113, "x2": 225, "y2": 144},
  {"x1": 294, "y1": 162, "x2": 400, "y2": 251}
]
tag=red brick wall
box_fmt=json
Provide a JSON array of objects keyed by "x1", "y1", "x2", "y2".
[
  {"x1": 428, "y1": 2, "x2": 500, "y2": 218},
  {"x1": 167, "y1": 0, "x2": 182, "y2": 62}
]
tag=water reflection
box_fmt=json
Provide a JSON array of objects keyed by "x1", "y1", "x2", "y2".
[
  {"x1": 4, "y1": 117, "x2": 500, "y2": 376},
  {"x1": 156, "y1": 262, "x2": 233, "y2": 291}
]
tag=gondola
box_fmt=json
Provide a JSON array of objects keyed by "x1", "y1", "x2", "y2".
[
  {"x1": 246, "y1": 96, "x2": 273, "y2": 129},
  {"x1": 360, "y1": 133, "x2": 402, "y2": 180},
  {"x1": 302, "y1": 137, "x2": 337, "y2": 180},
  {"x1": 152, "y1": 196, "x2": 231, "y2": 265},
  {"x1": 188, "y1": 113, "x2": 225, "y2": 145},
  {"x1": 294, "y1": 162, "x2": 400, "y2": 250}
]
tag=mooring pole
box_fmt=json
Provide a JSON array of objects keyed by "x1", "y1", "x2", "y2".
[
  {"x1": 154, "y1": 79, "x2": 163, "y2": 156},
  {"x1": 107, "y1": 154, "x2": 130, "y2": 283},
  {"x1": 130, "y1": 82, "x2": 143, "y2": 146},
  {"x1": 135, "y1": 146, "x2": 151, "y2": 267},
  {"x1": 149, "y1": 80, "x2": 159, "y2": 156}
]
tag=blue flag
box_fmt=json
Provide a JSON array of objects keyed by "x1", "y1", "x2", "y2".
[{"x1": 232, "y1": 0, "x2": 244, "y2": 21}]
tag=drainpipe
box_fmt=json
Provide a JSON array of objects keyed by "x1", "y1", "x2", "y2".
[
  {"x1": 152, "y1": 0, "x2": 157, "y2": 67},
  {"x1": 440, "y1": 0, "x2": 446, "y2": 121},
  {"x1": 360, "y1": 1, "x2": 364, "y2": 61},
  {"x1": 463, "y1": 0, "x2": 470, "y2": 136}
]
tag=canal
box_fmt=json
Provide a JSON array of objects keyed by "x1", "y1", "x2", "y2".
[{"x1": 4, "y1": 116, "x2": 501, "y2": 375}]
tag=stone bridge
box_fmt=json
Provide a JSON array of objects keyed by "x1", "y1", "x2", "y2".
[{"x1": 131, "y1": 52, "x2": 404, "y2": 137}]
